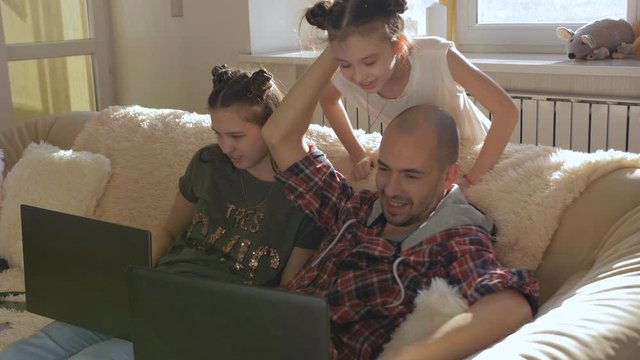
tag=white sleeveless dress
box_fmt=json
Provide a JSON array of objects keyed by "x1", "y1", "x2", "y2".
[{"x1": 333, "y1": 36, "x2": 490, "y2": 146}]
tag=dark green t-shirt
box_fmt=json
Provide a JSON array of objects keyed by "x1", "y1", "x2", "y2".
[{"x1": 157, "y1": 145, "x2": 322, "y2": 286}]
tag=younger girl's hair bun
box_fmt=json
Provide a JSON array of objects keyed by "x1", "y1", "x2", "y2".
[
  {"x1": 305, "y1": 0, "x2": 333, "y2": 30},
  {"x1": 247, "y1": 69, "x2": 273, "y2": 98},
  {"x1": 211, "y1": 64, "x2": 234, "y2": 88},
  {"x1": 385, "y1": 0, "x2": 408, "y2": 14}
]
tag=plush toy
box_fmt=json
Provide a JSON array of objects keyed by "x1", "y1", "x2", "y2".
[{"x1": 556, "y1": 18, "x2": 639, "y2": 60}]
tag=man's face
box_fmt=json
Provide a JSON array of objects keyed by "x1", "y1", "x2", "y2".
[{"x1": 375, "y1": 122, "x2": 457, "y2": 230}]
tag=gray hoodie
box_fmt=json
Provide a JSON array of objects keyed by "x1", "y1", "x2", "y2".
[{"x1": 365, "y1": 185, "x2": 494, "y2": 251}]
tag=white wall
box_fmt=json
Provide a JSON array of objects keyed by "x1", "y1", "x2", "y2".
[
  {"x1": 109, "y1": 0, "x2": 252, "y2": 113},
  {"x1": 248, "y1": 0, "x2": 315, "y2": 54}
]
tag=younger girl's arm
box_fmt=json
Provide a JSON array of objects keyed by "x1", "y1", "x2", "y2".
[
  {"x1": 447, "y1": 47, "x2": 518, "y2": 186},
  {"x1": 320, "y1": 82, "x2": 374, "y2": 180}
]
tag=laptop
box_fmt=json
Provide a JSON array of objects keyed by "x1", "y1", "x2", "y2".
[
  {"x1": 126, "y1": 266, "x2": 332, "y2": 360},
  {"x1": 20, "y1": 204, "x2": 151, "y2": 340}
]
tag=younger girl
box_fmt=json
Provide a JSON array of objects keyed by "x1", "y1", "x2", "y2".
[
  {"x1": 0, "y1": 66, "x2": 323, "y2": 360},
  {"x1": 305, "y1": 0, "x2": 518, "y2": 186}
]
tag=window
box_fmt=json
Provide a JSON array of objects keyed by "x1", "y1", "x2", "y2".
[
  {"x1": 456, "y1": 0, "x2": 639, "y2": 53},
  {"x1": 0, "y1": 0, "x2": 112, "y2": 129}
]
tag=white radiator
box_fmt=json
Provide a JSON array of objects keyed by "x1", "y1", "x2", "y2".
[{"x1": 314, "y1": 94, "x2": 640, "y2": 153}]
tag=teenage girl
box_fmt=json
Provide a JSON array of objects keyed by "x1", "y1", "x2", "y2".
[
  {"x1": 0, "y1": 66, "x2": 323, "y2": 360},
  {"x1": 305, "y1": 0, "x2": 518, "y2": 187}
]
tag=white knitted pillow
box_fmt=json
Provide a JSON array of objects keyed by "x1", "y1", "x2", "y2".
[{"x1": 0, "y1": 143, "x2": 111, "y2": 276}]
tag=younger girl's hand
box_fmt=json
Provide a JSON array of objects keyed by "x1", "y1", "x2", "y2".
[
  {"x1": 351, "y1": 156, "x2": 375, "y2": 181},
  {"x1": 456, "y1": 176, "x2": 473, "y2": 190}
]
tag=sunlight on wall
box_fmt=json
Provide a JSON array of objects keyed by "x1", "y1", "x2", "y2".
[{"x1": 1, "y1": 0, "x2": 94, "y2": 123}]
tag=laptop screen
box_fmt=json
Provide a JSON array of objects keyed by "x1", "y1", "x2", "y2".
[
  {"x1": 127, "y1": 267, "x2": 331, "y2": 360},
  {"x1": 21, "y1": 204, "x2": 151, "y2": 340}
]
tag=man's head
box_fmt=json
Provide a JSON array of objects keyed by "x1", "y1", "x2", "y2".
[{"x1": 376, "y1": 104, "x2": 460, "y2": 230}]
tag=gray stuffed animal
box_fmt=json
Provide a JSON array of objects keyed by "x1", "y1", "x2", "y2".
[{"x1": 556, "y1": 18, "x2": 635, "y2": 60}]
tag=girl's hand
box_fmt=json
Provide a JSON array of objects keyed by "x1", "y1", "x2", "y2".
[
  {"x1": 351, "y1": 156, "x2": 375, "y2": 181},
  {"x1": 456, "y1": 176, "x2": 473, "y2": 190},
  {"x1": 457, "y1": 174, "x2": 479, "y2": 190}
]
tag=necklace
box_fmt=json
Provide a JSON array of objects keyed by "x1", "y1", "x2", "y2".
[
  {"x1": 239, "y1": 171, "x2": 274, "y2": 209},
  {"x1": 367, "y1": 92, "x2": 390, "y2": 133}
]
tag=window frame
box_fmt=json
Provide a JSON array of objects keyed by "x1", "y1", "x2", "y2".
[
  {"x1": 0, "y1": 0, "x2": 113, "y2": 130},
  {"x1": 455, "y1": 0, "x2": 640, "y2": 53}
]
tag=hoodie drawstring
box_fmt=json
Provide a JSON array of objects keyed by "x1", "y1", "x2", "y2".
[
  {"x1": 386, "y1": 256, "x2": 406, "y2": 307},
  {"x1": 311, "y1": 218, "x2": 358, "y2": 267}
]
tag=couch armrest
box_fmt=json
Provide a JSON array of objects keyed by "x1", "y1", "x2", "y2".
[
  {"x1": 471, "y1": 204, "x2": 640, "y2": 359},
  {"x1": 536, "y1": 167, "x2": 640, "y2": 303},
  {"x1": 0, "y1": 111, "x2": 95, "y2": 176}
]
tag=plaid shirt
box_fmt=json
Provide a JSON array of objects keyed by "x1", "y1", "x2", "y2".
[{"x1": 276, "y1": 147, "x2": 539, "y2": 360}]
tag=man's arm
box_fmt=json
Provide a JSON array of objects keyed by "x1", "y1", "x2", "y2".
[
  {"x1": 380, "y1": 289, "x2": 532, "y2": 360},
  {"x1": 262, "y1": 48, "x2": 338, "y2": 170}
]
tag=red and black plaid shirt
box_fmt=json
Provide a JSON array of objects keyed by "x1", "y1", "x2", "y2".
[{"x1": 276, "y1": 147, "x2": 539, "y2": 360}]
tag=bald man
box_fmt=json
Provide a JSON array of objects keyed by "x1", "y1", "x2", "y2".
[{"x1": 262, "y1": 48, "x2": 539, "y2": 360}]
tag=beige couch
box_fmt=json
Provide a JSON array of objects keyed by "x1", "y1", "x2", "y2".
[{"x1": 1, "y1": 107, "x2": 639, "y2": 359}]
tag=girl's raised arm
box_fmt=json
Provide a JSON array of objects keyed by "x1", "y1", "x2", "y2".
[{"x1": 262, "y1": 48, "x2": 339, "y2": 170}]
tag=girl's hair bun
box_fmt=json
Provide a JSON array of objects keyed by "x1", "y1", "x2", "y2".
[
  {"x1": 211, "y1": 64, "x2": 235, "y2": 88},
  {"x1": 247, "y1": 69, "x2": 273, "y2": 99},
  {"x1": 305, "y1": 0, "x2": 333, "y2": 30},
  {"x1": 385, "y1": 0, "x2": 408, "y2": 14}
]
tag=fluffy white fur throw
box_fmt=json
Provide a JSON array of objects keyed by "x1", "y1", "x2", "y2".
[
  {"x1": 72, "y1": 106, "x2": 215, "y2": 238},
  {"x1": 380, "y1": 278, "x2": 469, "y2": 357},
  {"x1": 458, "y1": 143, "x2": 640, "y2": 269},
  {"x1": 0, "y1": 294, "x2": 51, "y2": 350},
  {"x1": 0, "y1": 143, "x2": 111, "y2": 275}
]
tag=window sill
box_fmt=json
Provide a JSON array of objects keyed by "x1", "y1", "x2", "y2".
[{"x1": 238, "y1": 51, "x2": 640, "y2": 78}]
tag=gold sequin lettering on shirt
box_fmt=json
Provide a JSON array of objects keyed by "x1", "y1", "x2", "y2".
[
  {"x1": 245, "y1": 246, "x2": 281, "y2": 283},
  {"x1": 225, "y1": 203, "x2": 237, "y2": 220},
  {"x1": 226, "y1": 204, "x2": 264, "y2": 234},
  {"x1": 247, "y1": 211, "x2": 263, "y2": 233},
  {"x1": 233, "y1": 208, "x2": 247, "y2": 229},
  {"x1": 222, "y1": 234, "x2": 241, "y2": 255},
  {"x1": 208, "y1": 226, "x2": 226, "y2": 247},
  {"x1": 233, "y1": 239, "x2": 251, "y2": 272},
  {"x1": 186, "y1": 212, "x2": 209, "y2": 238}
]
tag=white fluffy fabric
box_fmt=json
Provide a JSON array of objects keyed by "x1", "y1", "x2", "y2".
[
  {"x1": 0, "y1": 294, "x2": 51, "y2": 350},
  {"x1": 0, "y1": 142, "x2": 111, "y2": 288},
  {"x1": 458, "y1": 143, "x2": 640, "y2": 269},
  {"x1": 380, "y1": 278, "x2": 469, "y2": 357},
  {"x1": 72, "y1": 106, "x2": 215, "y2": 240}
]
